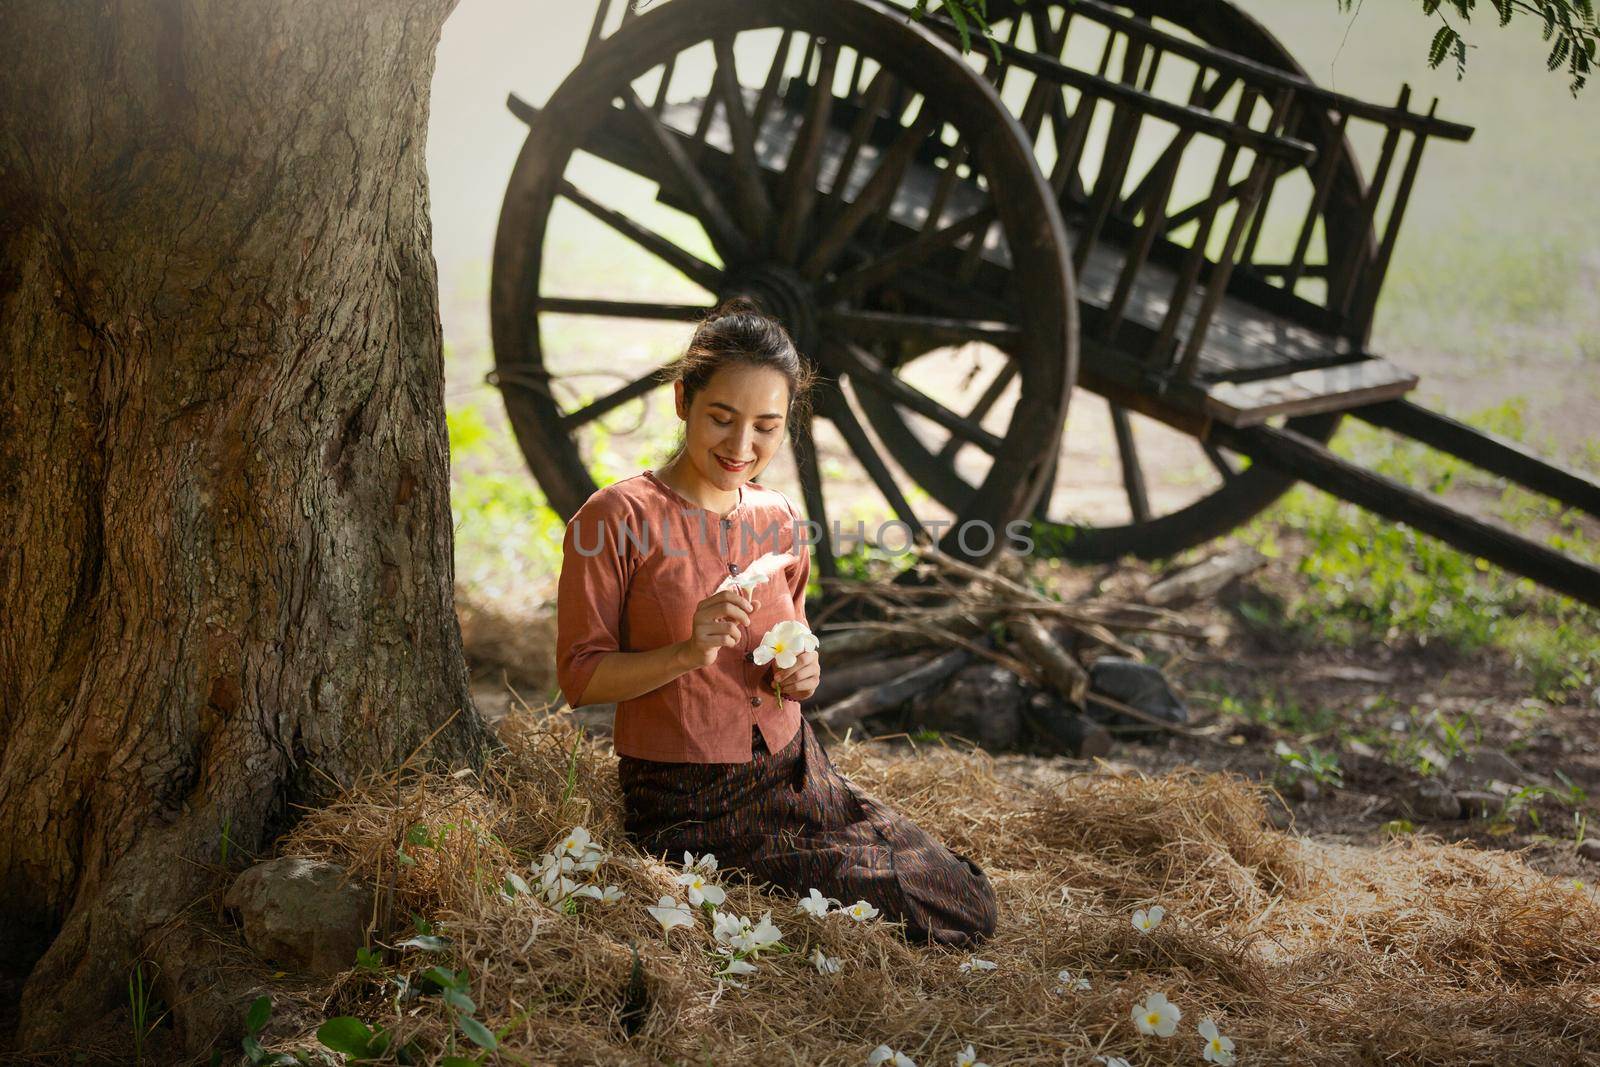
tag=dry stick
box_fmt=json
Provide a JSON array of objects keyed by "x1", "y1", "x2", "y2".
[
  {"x1": 1084, "y1": 690, "x2": 1223, "y2": 744},
  {"x1": 804, "y1": 650, "x2": 939, "y2": 709},
  {"x1": 1008, "y1": 614, "x2": 1090, "y2": 706},
  {"x1": 829, "y1": 619, "x2": 1041, "y2": 684},
  {"x1": 811, "y1": 647, "x2": 976, "y2": 733}
]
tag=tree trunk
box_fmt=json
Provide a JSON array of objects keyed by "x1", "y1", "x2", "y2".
[{"x1": 0, "y1": 0, "x2": 497, "y2": 1054}]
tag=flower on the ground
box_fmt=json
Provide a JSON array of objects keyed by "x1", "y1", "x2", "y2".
[
  {"x1": 844, "y1": 899, "x2": 881, "y2": 922},
  {"x1": 1199, "y1": 1017, "x2": 1236, "y2": 1065},
  {"x1": 1054, "y1": 968, "x2": 1091, "y2": 993},
  {"x1": 710, "y1": 909, "x2": 784, "y2": 955},
  {"x1": 556, "y1": 826, "x2": 592, "y2": 857},
  {"x1": 675, "y1": 869, "x2": 727, "y2": 907},
  {"x1": 798, "y1": 887, "x2": 841, "y2": 918},
  {"x1": 1093, "y1": 1057, "x2": 1132, "y2": 1067},
  {"x1": 752, "y1": 619, "x2": 819, "y2": 671},
  {"x1": 1131, "y1": 904, "x2": 1166, "y2": 933},
  {"x1": 867, "y1": 1046, "x2": 916, "y2": 1067},
  {"x1": 714, "y1": 953, "x2": 758, "y2": 979},
  {"x1": 646, "y1": 894, "x2": 696, "y2": 937},
  {"x1": 811, "y1": 946, "x2": 842, "y2": 975},
  {"x1": 1131, "y1": 991, "x2": 1181, "y2": 1037},
  {"x1": 683, "y1": 850, "x2": 718, "y2": 876},
  {"x1": 957, "y1": 957, "x2": 998, "y2": 973},
  {"x1": 953, "y1": 1044, "x2": 989, "y2": 1067},
  {"x1": 599, "y1": 884, "x2": 624, "y2": 904}
]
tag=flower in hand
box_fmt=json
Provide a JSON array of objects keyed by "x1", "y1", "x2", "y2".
[{"x1": 753, "y1": 619, "x2": 820, "y2": 703}]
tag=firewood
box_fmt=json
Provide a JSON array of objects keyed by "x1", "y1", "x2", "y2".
[{"x1": 809, "y1": 648, "x2": 974, "y2": 732}]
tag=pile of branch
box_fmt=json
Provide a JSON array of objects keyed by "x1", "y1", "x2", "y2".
[{"x1": 804, "y1": 544, "x2": 1215, "y2": 752}]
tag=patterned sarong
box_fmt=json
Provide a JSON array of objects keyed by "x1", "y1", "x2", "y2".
[{"x1": 616, "y1": 717, "x2": 997, "y2": 947}]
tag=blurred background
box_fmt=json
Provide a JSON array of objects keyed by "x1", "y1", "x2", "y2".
[{"x1": 430, "y1": 0, "x2": 1597, "y2": 708}]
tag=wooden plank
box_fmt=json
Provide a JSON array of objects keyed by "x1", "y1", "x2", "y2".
[{"x1": 1203, "y1": 358, "x2": 1417, "y2": 426}]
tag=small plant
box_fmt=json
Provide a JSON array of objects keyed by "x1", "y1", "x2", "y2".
[
  {"x1": 317, "y1": 1016, "x2": 394, "y2": 1061},
  {"x1": 354, "y1": 946, "x2": 384, "y2": 972},
  {"x1": 1273, "y1": 741, "x2": 1345, "y2": 787},
  {"x1": 128, "y1": 959, "x2": 170, "y2": 1063},
  {"x1": 241, "y1": 996, "x2": 301, "y2": 1067},
  {"x1": 420, "y1": 966, "x2": 498, "y2": 1053}
]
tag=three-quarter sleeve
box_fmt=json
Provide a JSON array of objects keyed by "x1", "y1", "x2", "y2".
[{"x1": 555, "y1": 494, "x2": 631, "y2": 708}]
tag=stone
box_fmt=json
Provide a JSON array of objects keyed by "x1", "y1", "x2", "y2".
[
  {"x1": 1288, "y1": 777, "x2": 1320, "y2": 803},
  {"x1": 1454, "y1": 790, "x2": 1502, "y2": 819},
  {"x1": 1447, "y1": 748, "x2": 1531, "y2": 789},
  {"x1": 1578, "y1": 839, "x2": 1600, "y2": 863},
  {"x1": 1020, "y1": 691, "x2": 1113, "y2": 759},
  {"x1": 1086, "y1": 656, "x2": 1188, "y2": 735},
  {"x1": 906, "y1": 663, "x2": 1025, "y2": 750},
  {"x1": 224, "y1": 856, "x2": 372, "y2": 977},
  {"x1": 1403, "y1": 778, "x2": 1463, "y2": 821}
]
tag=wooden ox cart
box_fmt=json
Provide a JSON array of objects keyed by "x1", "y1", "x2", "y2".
[{"x1": 489, "y1": 0, "x2": 1600, "y2": 608}]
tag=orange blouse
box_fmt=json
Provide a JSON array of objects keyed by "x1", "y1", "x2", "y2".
[{"x1": 554, "y1": 469, "x2": 811, "y2": 762}]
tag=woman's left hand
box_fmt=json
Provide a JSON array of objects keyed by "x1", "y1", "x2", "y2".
[{"x1": 769, "y1": 649, "x2": 820, "y2": 702}]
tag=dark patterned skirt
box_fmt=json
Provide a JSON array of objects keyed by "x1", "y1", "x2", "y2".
[{"x1": 616, "y1": 717, "x2": 997, "y2": 947}]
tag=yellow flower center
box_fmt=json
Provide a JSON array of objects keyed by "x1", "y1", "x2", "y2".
[
  {"x1": 1146, "y1": 1013, "x2": 1161, "y2": 1026},
  {"x1": 773, "y1": 641, "x2": 786, "y2": 653}
]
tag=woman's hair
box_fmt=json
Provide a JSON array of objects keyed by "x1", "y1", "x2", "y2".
[{"x1": 665, "y1": 296, "x2": 817, "y2": 455}]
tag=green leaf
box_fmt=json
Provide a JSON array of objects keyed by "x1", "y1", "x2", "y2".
[
  {"x1": 439, "y1": 1058, "x2": 481, "y2": 1067},
  {"x1": 258, "y1": 1055, "x2": 302, "y2": 1067},
  {"x1": 457, "y1": 1014, "x2": 499, "y2": 1050},
  {"x1": 245, "y1": 995, "x2": 272, "y2": 1035},
  {"x1": 243, "y1": 1034, "x2": 265, "y2": 1059},
  {"x1": 316, "y1": 1017, "x2": 375, "y2": 1056},
  {"x1": 445, "y1": 987, "x2": 478, "y2": 1015},
  {"x1": 1428, "y1": 24, "x2": 1455, "y2": 67},
  {"x1": 423, "y1": 965, "x2": 464, "y2": 991}
]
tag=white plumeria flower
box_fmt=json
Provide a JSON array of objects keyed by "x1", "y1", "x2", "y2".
[
  {"x1": 715, "y1": 551, "x2": 796, "y2": 595},
  {"x1": 570, "y1": 846, "x2": 608, "y2": 874},
  {"x1": 844, "y1": 899, "x2": 881, "y2": 922},
  {"x1": 1053, "y1": 968, "x2": 1091, "y2": 993},
  {"x1": 736, "y1": 910, "x2": 785, "y2": 954},
  {"x1": 711, "y1": 909, "x2": 747, "y2": 947},
  {"x1": 683, "y1": 850, "x2": 719, "y2": 876},
  {"x1": 811, "y1": 947, "x2": 842, "y2": 975},
  {"x1": 797, "y1": 888, "x2": 841, "y2": 918},
  {"x1": 1199, "y1": 1018, "x2": 1236, "y2": 1065},
  {"x1": 957, "y1": 957, "x2": 998, "y2": 973},
  {"x1": 646, "y1": 894, "x2": 696, "y2": 937},
  {"x1": 867, "y1": 1046, "x2": 916, "y2": 1067},
  {"x1": 1131, "y1": 904, "x2": 1166, "y2": 933},
  {"x1": 715, "y1": 954, "x2": 758, "y2": 978},
  {"x1": 1131, "y1": 991, "x2": 1181, "y2": 1037},
  {"x1": 953, "y1": 1044, "x2": 989, "y2": 1067},
  {"x1": 1093, "y1": 1058, "x2": 1132, "y2": 1067},
  {"x1": 556, "y1": 826, "x2": 592, "y2": 858},
  {"x1": 503, "y1": 870, "x2": 530, "y2": 897},
  {"x1": 675, "y1": 869, "x2": 727, "y2": 907},
  {"x1": 752, "y1": 619, "x2": 819, "y2": 671},
  {"x1": 569, "y1": 884, "x2": 604, "y2": 901},
  {"x1": 599, "y1": 884, "x2": 624, "y2": 904}
]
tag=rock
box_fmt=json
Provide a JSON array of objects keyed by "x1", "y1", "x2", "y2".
[
  {"x1": 1578, "y1": 839, "x2": 1600, "y2": 863},
  {"x1": 224, "y1": 856, "x2": 372, "y2": 977},
  {"x1": 1020, "y1": 691, "x2": 1113, "y2": 759},
  {"x1": 1403, "y1": 778, "x2": 1463, "y2": 821},
  {"x1": 1447, "y1": 747, "x2": 1530, "y2": 789},
  {"x1": 1454, "y1": 790, "x2": 1502, "y2": 819},
  {"x1": 1288, "y1": 777, "x2": 1320, "y2": 803},
  {"x1": 1086, "y1": 656, "x2": 1188, "y2": 734},
  {"x1": 906, "y1": 663, "x2": 1025, "y2": 750}
]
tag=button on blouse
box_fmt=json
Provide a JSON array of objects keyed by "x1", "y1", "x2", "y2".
[{"x1": 555, "y1": 470, "x2": 811, "y2": 762}]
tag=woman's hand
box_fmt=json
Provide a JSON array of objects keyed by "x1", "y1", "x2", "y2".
[
  {"x1": 768, "y1": 648, "x2": 820, "y2": 702},
  {"x1": 674, "y1": 588, "x2": 758, "y2": 670}
]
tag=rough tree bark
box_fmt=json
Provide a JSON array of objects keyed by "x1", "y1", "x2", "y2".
[{"x1": 0, "y1": 0, "x2": 497, "y2": 1055}]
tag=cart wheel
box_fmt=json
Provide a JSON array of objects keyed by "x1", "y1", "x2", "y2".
[
  {"x1": 491, "y1": 0, "x2": 1075, "y2": 579},
  {"x1": 855, "y1": 0, "x2": 1357, "y2": 563}
]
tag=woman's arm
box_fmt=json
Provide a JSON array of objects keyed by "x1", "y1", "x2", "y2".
[{"x1": 569, "y1": 642, "x2": 696, "y2": 706}]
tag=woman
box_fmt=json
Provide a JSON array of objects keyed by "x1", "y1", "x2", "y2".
[{"x1": 555, "y1": 297, "x2": 996, "y2": 947}]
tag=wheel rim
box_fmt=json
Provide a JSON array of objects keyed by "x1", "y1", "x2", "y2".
[
  {"x1": 490, "y1": 0, "x2": 1077, "y2": 582},
  {"x1": 854, "y1": 0, "x2": 1360, "y2": 562}
]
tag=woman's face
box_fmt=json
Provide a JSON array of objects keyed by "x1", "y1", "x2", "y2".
[{"x1": 673, "y1": 363, "x2": 790, "y2": 494}]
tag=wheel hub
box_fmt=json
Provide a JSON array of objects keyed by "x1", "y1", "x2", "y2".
[{"x1": 721, "y1": 264, "x2": 820, "y2": 366}]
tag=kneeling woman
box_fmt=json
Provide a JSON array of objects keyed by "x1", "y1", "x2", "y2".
[{"x1": 555, "y1": 298, "x2": 997, "y2": 947}]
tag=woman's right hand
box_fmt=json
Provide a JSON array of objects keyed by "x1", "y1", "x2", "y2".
[{"x1": 675, "y1": 588, "x2": 758, "y2": 669}]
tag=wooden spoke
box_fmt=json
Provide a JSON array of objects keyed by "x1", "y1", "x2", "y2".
[
  {"x1": 1163, "y1": 174, "x2": 1252, "y2": 235},
  {"x1": 825, "y1": 67, "x2": 895, "y2": 212},
  {"x1": 623, "y1": 89, "x2": 751, "y2": 264},
  {"x1": 920, "y1": 140, "x2": 970, "y2": 235},
  {"x1": 712, "y1": 35, "x2": 774, "y2": 242},
  {"x1": 535, "y1": 296, "x2": 711, "y2": 320},
  {"x1": 751, "y1": 29, "x2": 793, "y2": 132},
  {"x1": 1110, "y1": 404, "x2": 1152, "y2": 524},
  {"x1": 818, "y1": 377, "x2": 926, "y2": 539},
  {"x1": 830, "y1": 340, "x2": 1004, "y2": 453},
  {"x1": 935, "y1": 359, "x2": 1017, "y2": 465},
  {"x1": 651, "y1": 54, "x2": 678, "y2": 115},
  {"x1": 821, "y1": 307, "x2": 1022, "y2": 349},
  {"x1": 559, "y1": 363, "x2": 677, "y2": 431},
  {"x1": 1203, "y1": 442, "x2": 1240, "y2": 483},
  {"x1": 775, "y1": 39, "x2": 839, "y2": 263},
  {"x1": 1032, "y1": 449, "x2": 1061, "y2": 521},
  {"x1": 824, "y1": 205, "x2": 997, "y2": 300},
  {"x1": 557, "y1": 180, "x2": 722, "y2": 290},
  {"x1": 801, "y1": 105, "x2": 939, "y2": 279},
  {"x1": 790, "y1": 409, "x2": 837, "y2": 580}
]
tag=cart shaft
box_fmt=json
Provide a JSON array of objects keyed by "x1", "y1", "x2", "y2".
[{"x1": 1211, "y1": 420, "x2": 1600, "y2": 609}]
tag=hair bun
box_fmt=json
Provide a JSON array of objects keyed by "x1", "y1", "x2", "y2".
[{"x1": 708, "y1": 293, "x2": 765, "y2": 319}]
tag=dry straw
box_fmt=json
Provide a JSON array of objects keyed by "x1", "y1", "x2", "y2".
[{"x1": 266, "y1": 707, "x2": 1600, "y2": 1065}]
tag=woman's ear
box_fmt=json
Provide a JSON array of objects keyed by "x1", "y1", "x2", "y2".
[{"x1": 673, "y1": 380, "x2": 687, "y2": 421}]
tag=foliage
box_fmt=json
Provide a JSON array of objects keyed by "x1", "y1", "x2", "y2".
[{"x1": 917, "y1": 0, "x2": 1599, "y2": 94}]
